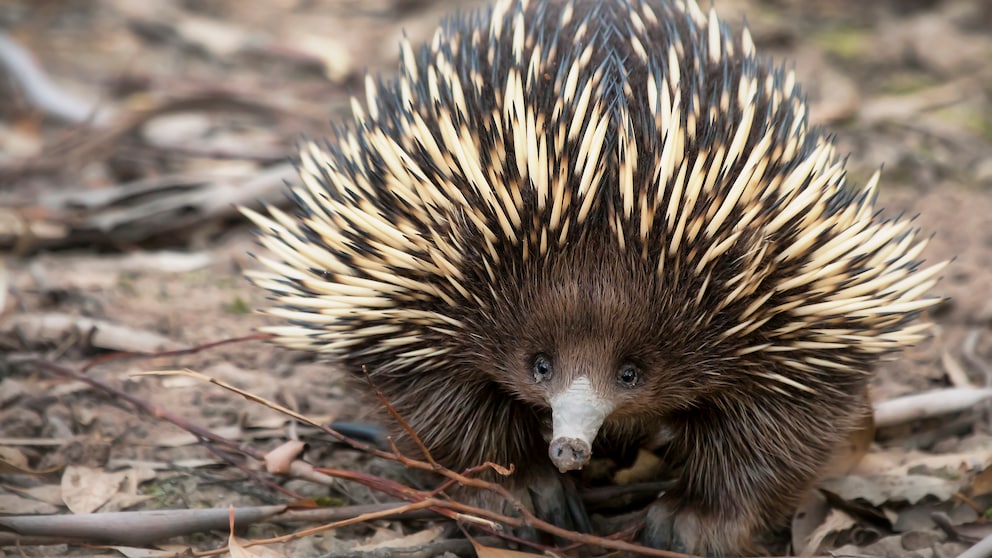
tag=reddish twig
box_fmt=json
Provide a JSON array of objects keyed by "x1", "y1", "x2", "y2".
[
  {"x1": 364, "y1": 365, "x2": 440, "y2": 467},
  {"x1": 81, "y1": 332, "x2": 273, "y2": 371}
]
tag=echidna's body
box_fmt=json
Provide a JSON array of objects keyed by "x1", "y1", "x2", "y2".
[{"x1": 245, "y1": 0, "x2": 945, "y2": 555}]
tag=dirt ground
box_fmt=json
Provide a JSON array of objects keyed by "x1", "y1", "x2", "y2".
[{"x1": 2, "y1": 0, "x2": 992, "y2": 557}]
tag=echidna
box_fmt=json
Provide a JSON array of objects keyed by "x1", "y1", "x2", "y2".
[{"x1": 243, "y1": 0, "x2": 946, "y2": 555}]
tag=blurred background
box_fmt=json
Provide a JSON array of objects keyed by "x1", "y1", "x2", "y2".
[{"x1": 1, "y1": 0, "x2": 990, "y2": 249}]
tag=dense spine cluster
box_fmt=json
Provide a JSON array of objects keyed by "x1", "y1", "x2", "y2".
[
  {"x1": 244, "y1": 0, "x2": 945, "y2": 554},
  {"x1": 247, "y1": 0, "x2": 941, "y2": 383}
]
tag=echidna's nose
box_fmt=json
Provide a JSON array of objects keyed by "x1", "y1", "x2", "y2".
[
  {"x1": 547, "y1": 375, "x2": 614, "y2": 473},
  {"x1": 549, "y1": 437, "x2": 591, "y2": 472}
]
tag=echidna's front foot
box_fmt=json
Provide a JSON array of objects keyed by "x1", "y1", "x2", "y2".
[
  {"x1": 642, "y1": 499, "x2": 756, "y2": 557},
  {"x1": 527, "y1": 471, "x2": 591, "y2": 534},
  {"x1": 641, "y1": 499, "x2": 689, "y2": 554}
]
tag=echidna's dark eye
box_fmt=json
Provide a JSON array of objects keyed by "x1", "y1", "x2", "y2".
[
  {"x1": 617, "y1": 364, "x2": 640, "y2": 388},
  {"x1": 532, "y1": 353, "x2": 553, "y2": 383}
]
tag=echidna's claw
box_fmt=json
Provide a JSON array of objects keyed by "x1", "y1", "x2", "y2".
[
  {"x1": 642, "y1": 499, "x2": 688, "y2": 553},
  {"x1": 528, "y1": 469, "x2": 592, "y2": 536}
]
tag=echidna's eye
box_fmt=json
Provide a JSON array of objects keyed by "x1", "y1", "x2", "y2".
[
  {"x1": 617, "y1": 364, "x2": 640, "y2": 388},
  {"x1": 532, "y1": 353, "x2": 553, "y2": 383}
]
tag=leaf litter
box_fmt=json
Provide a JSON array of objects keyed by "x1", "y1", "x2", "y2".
[{"x1": 2, "y1": 0, "x2": 992, "y2": 556}]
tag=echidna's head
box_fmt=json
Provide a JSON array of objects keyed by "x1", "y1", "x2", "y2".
[
  {"x1": 474, "y1": 240, "x2": 725, "y2": 472},
  {"x1": 244, "y1": 0, "x2": 947, "y2": 473}
]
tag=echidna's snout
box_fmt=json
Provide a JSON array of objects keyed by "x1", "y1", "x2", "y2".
[
  {"x1": 548, "y1": 376, "x2": 614, "y2": 472},
  {"x1": 549, "y1": 437, "x2": 591, "y2": 472}
]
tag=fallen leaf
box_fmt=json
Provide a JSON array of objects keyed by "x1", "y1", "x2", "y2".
[
  {"x1": 227, "y1": 505, "x2": 287, "y2": 557},
  {"x1": 102, "y1": 466, "x2": 158, "y2": 512},
  {"x1": 353, "y1": 525, "x2": 445, "y2": 551},
  {"x1": 465, "y1": 530, "x2": 540, "y2": 557},
  {"x1": 821, "y1": 474, "x2": 960, "y2": 506},
  {"x1": 855, "y1": 449, "x2": 992, "y2": 477},
  {"x1": 798, "y1": 508, "x2": 857, "y2": 557},
  {"x1": 0, "y1": 446, "x2": 32, "y2": 473},
  {"x1": 23, "y1": 483, "x2": 65, "y2": 506},
  {"x1": 263, "y1": 440, "x2": 306, "y2": 475},
  {"x1": 792, "y1": 490, "x2": 831, "y2": 554},
  {"x1": 0, "y1": 377, "x2": 27, "y2": 406},
  {"x1": 970, "y1": 465, "x2": 992, "y2": 496},
  {"x1": 61, "y1": 466, "x2": 126, "y2": 514},
  {"x1": 0, "y1": 493, "x2": 60, "y2": 514}
]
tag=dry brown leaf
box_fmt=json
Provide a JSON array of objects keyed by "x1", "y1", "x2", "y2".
[
  {"x1": 0, "y1": 446, "x2": 32, "y2": 473},
  {"x1": 60, "y1": 465, "x2": 154, "y2": 514},
  {"x1": 0, "y1": 493, "x2": 60, "y2": 514},
  {"x1": 0, "y1": 446, "x2": 61, "y2": 474},
  {"x1": 101, "y1": 467, "x2": 157, "y2": 512},
  {"x1": 353, "y1": 525, "x2": 445, "y2": 551},
  {"x1": 797, "y1": 508, "x2": 857, "y2": 557},
  {"x1": 893, "y1": 501, "x2": 971, "y2": 532},
  {"x1": 465, "y1": 530, "x2": 539, "y2": 557},
  {"x1": 792, "y1": 490, "x2": 831, "y2": 555},
  {"x1": 227, "y1": 506, "x2": 287, "y2": 558},
  {"x1": 970, "y1": 465, "x2": 992, "y2": 497},
  {"x1": 23, "y1": 483, "x2": 64, "y2": 506},
  {"x1": 856, "y1": 449, "x2": 992, "y2": 477},
  {"x1": 263, "y1": 440, "x2": 306, "y2": 475},
  {"x1": 228, "y1": 536, "x2": 261, "y2": 558},
  {"x1": 821, "y1": 474, "x2": 960, "y2": 506},
  {"x1": 832, "y1": 534, "x2": 911, "y2": 558},
  {"x1": 0, "y1": 377, "x2": 27, "y2": 406},
  {"x1": 61, "y1": 466, "x2": 128, "y2": 514}
]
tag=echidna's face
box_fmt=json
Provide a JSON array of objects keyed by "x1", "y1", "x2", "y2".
[{"x1": 481, "y1": 246, "x2": 701, "y2": 473}]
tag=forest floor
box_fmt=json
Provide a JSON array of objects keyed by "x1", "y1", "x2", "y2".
[{"x1": 2, "y1": 0, "x2": 992, "y2": 557}]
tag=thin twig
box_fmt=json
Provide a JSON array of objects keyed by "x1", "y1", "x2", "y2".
[
  {"x1": 81, "y1": 332, "x2": 273, "y2": 371},
  {"x1": 193, "y1": 500, "x2": 440, "y2": 558},
  {"x1": 365, "y1": 365, "x2": 440, "y2": 468}
]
